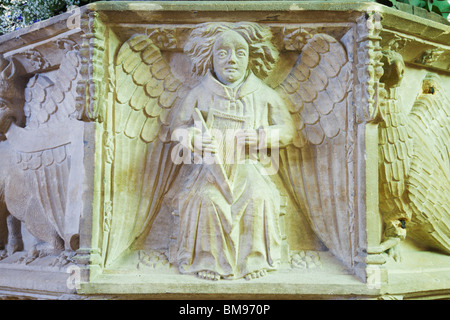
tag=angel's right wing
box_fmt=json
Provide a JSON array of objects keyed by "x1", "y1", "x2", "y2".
[
  {"x1": 104, "y1": 34, "x2": 185, "y2": 267},
  {"x1": 275, "y1": 33, "x2": 354, "y2": 268}
]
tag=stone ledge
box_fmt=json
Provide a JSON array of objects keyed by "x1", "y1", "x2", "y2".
[{"x1": 0, "y1": 0, "x2": 448, "y2": 300}]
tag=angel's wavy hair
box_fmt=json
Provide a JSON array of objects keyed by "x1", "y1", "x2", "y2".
[{"x1": 184, "y1": 22, "x2": 279, "y2": 79}]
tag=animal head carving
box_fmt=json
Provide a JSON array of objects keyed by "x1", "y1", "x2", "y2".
[
  {"x1": 0, "y1": 55, "x2": 27, "y2": 140},
  {"x1": 380, "y1": 50, "x2": 405, "y2": 89}
]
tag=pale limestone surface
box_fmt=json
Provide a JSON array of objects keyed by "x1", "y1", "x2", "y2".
[{"x1": 0, "y1": 1, "x2": 448, "y2": 300}]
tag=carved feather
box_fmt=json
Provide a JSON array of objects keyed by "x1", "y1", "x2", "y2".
[
  {"x1": 144, "y1": 99, "x2": 163, "y2": 118},
  {"x1": 23, "y1": 46, "x2": 83, "y2": 129},
  {"x1": 279, "y1": 33, "x2": 349, "y2": 149},
  {"x1": 377, "y1": 84, "x2": 415, "y2": 225}
]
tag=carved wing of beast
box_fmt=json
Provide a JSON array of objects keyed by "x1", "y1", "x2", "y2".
[
  {"x1": 376, "y1": 51, "x2": 415, "y2": 259},
  {"x1": 275, "y1": 33, "x2": 353, "y2": 267},
  {"x1": 105, "y1": 35, "x2": 185, "y2": 266},
  {"x1": 406, "y1": 74, "x2": 450, "y2": 254},
  {"x1": 378, "y1": 51, "x2": 449, "y2": 258},
  {"x1": 6, "y1": 45, "x2": 84, "y2": 253}
]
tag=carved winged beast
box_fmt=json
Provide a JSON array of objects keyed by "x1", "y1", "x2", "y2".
[
  {"x1": 0, "y1": 44, "x2": 83, "y2": 265},
  {"x1": 377, "y1": 50, "x2": 450, "y2": 259},
  {"x1": 106, "y1": 21, "x2": 355, "y2": 279}
]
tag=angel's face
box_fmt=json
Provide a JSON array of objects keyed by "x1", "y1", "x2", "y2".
[{"x1": 212, "y1": 30, "x2": 249, "y2": 86}]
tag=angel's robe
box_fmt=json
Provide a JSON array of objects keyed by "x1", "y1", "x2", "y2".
[{"x1": 169, "y1": 71, "x2": 295, "y2": 279}]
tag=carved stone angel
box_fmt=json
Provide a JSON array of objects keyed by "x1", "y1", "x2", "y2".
[
  {"x1": 109, "y1": 21, "x2": 351, "y2": 279},
  {"x1": 168, "y1": 23, "x2": 296, "y2": 281}
]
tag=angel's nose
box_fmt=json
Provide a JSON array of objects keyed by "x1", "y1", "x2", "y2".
[{"x1": 228, "y1": 51, "x2": 238, "y2": 64}]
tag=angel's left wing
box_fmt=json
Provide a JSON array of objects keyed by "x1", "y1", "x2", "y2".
[
  {"x1": 104, "y1": 35, "x2": 185, "y2": 267},
  {"x1": 275, "y1": 33, "x2": 354, "y2": 267}
]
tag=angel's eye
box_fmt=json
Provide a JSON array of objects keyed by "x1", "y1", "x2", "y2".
[
  {"x1": 237, "y1": 50, "x2": 247, "y2": 57},
  {"x1": 217, "y1": 50, "x2": 228, "y2": 58}
]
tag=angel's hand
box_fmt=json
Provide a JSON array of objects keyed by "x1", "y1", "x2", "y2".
[
  {"x1": 198, "y1": 135, "x2": 218, "y2": 155},
  {"x1": 235, "y1": 129, "x2": 258, "y2": 148},
  {"x1": 189, "y1": 127, "x2": 217, "y2": 155}
]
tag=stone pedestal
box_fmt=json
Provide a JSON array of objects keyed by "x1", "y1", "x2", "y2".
[{"x1": 0, "y1": 1, "x2": 449, "y2": 300}]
